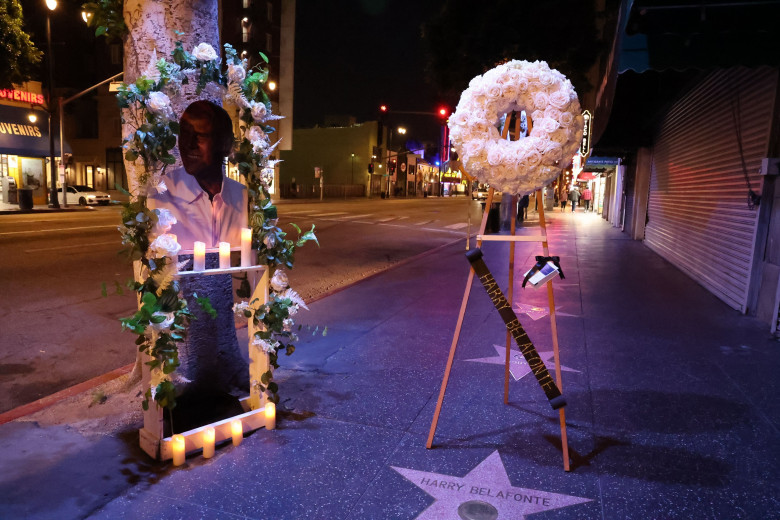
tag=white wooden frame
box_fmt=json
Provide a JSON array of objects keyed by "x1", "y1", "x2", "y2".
[{"x1": 138, "y1": 254, "x2": 270, "y2": 460}]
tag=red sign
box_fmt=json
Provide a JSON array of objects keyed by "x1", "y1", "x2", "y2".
[{"x1": 0, "y1": 89, "x2": 45, "y2": 105}]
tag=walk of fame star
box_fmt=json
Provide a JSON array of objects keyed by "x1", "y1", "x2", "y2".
[
  {"x1": 466, "y1": 344, "x2": 580, "y2": 381},
  {"x1": 392, "y1": 451, "x2": 591, "y2": 519},
  {"x1": 514, "y1": 303, "x2": 579, "y2": 320}
]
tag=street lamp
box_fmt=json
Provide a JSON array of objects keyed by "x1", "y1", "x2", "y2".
[
  {"x1": 45, "y1": 0, "x2": 60, "y2": 208},
  {"x1": 351, "y1": 153, "x2": 355, "y2": 185}
]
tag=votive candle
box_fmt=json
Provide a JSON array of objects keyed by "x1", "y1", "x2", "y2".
[
  {"x1": 241, "y1": 228, "x2": 252, "y2": 267},
  {"x1": 231, "y1": 419, "x2": 243, "y2": 446},
  {"x1": 219, "y1": 241, "x2": 231, "y2": 269},
  {"x1": 171, "y1": 434, "x2": 185, "y2": 466},
  {"x1": 193, "y1": 241, "x2": 206, "y2": 271},
  {"x1": 202, "y1": 426, "x2": 215, "y2": 458},
  {"x1": 264, "y1": 401, "x2": 276, "y2": 430}
]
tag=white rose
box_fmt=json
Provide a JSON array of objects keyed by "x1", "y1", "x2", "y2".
[
  {"x1": 537, "y1": 117, "x2": 559, "y2": 134},
  {"x1": 263, "y1": 233, "x2": 277, "y2": 249},
  {"x1": 153, "y1": 208, "x2": 177, "y2": 235},
  {"x1": 525, "y1": 150, "x2": 543, "y2": 167},
  {"x1": 538, "y1": 71, "x2": 556, "y2": 87},
  {"x1": 559, "y1": 111, "x2": 574, "y2": 128},
  {"x1": 463, "y1": 139, "x2": 485, "y2": 158},
  {"x1": 245, "y1": 125, "x2": 266, "y2": 143},
  {"x1": 148, "y1": 233, "x2": 181, "y2": 258},
  {"x1": 486, "y1": 144, "x2": 505, "y2": 167},
  {"x1": 486, "y1": 84, "x2": 502, "y2": 100},
  {"x1": 544, "y1": 106, "x2": 563, "y2": 122},
  {"x1": 250, "y1": 102, "x2": 268, "y2": 122},
  {"x1": 283, "y1": 318, "x2": 293, "y2": 332},
  {"x1": 192, "y1": 43, "x2": 218, "y2": 61},
  {"x1": 270, "y1": 269, "x2": 289, "y2": 292},
  {"x1": 532, "y1": 92, "x2": 550, "y2": 111},
  {"x1": 147, "y1": 91, "x2": 173, "y2": 117},
  {"x1": 549, "y1": 90, "x2": 571, "y2": 110},
  {"x1": 516, "y1": 77, "x2": 530, "y2": 93},
  {"x1": 227, "y1": 63, "x2": 246, "y2": 83}
]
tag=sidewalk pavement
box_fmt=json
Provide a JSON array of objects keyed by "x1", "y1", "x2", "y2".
[{"x1": 1, "y1": 211, "x2": 778, "y2": 519}]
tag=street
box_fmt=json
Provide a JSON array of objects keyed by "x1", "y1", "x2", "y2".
[{"x1": 0, "y1": 196, "x2": 483, "y2": 413}]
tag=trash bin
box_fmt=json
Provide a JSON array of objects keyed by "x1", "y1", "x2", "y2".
[{"x1": 18, "y1": 187, "x2": 34, "y2": 210}]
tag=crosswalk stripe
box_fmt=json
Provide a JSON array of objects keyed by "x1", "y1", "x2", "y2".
[
  {"x1": 307, "y1": 212, "x2": 348, "y2": 217},
  {"x1": 445, "y1": 222, "x2": 468, "y2": 229},
  {"x1": 335, "y1": 214, "x2": 372, "y2": 220}
]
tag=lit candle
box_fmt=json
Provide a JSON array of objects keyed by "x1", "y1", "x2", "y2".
[
  {"x1": 231, "y1": 419, "x2": 243, "y2": 446},
  {"x1": 219, "y1": 241, "x2": 231, "y2": 269},
  {"x1": 202, "y1": 426, "x2": 215, "y2": 458},
  {"x1": 171, "y1": 434, "x2": 185, "y2": 466},
  {"x1": 241, "y1": 228, "x2": 252, "y2": 267},
  {"x1": 193, "y1": 241, "x2": 206, "y2": 271},
  {"x1": 264, "y1": 401, "x2": 276, "y2": 430}
]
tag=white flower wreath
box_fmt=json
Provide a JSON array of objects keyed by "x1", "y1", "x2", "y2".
[{"x1": 448, "y1": 60, "x2": 585, "y2": 196}]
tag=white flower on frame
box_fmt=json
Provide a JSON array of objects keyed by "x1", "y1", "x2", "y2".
[
  {"x1": 227, "y1": 63, "x2": 246, "y2": 83},
  {"x1": 251, "y1": 102, "x2": 268, "y2": 122},
  {"x1": 153, "y1": 208, "x2": 177, "y2": 235},
  {"x1": 147, "y1": 91, "x2": 174, "y2": 119},
  {"x1": 192, "y1": 43, "x2": 218, "y2": 62},
  {"x1": 270, "y1": 269, "x2": 289, "y2": 292},
  {"x1": 148, "y1": 233, "x2": 181, "y2": 258}
]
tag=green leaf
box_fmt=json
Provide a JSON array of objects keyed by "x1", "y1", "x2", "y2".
[
  {"x1": 101, "y1": 282, "x2": 108, "y2": 298},
  {"x1": 258, "y1": 51, "x2": 269, "y2": 64}
]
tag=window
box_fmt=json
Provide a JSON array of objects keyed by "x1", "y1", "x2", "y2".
[
  {"x1": 242, "y1": 23, "x2": 250, "y2": 42},
  {"x1": 242, "y1": 0, "x2": 250, "y2": 7},
  {"x1": 266, "y1": 32, "x2": 272, "y2": 53},
  {"x1": 266, "y1": 1, "x2": 272, "y2": 21}
]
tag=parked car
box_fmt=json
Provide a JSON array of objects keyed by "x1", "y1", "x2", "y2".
[
  {"x1": 472, "y1": 183, "x2": 490, "y2": 200},
  {"x1": 57, "y1": 185, "x2": 111, "y2": 206}
]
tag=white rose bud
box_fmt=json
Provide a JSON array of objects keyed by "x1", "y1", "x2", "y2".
[
  {"x1": 227, "y1": 63, "x2": 246, "y2": 83},
  {"x1": 245, "y1": 125, "x2": 266, "y2": 144},
  {"x1": 153, "y1": 208, "x2": 177, "y2": 235},
  {"x1": 192, "y1": 43, "x2": 218, "y2": 61},
  {"x1": 250, "y1": 102, "x2": 268, "y2": 122},
  {"x1": 270, "y1": 269, "x2": 289, "y2": 292}
]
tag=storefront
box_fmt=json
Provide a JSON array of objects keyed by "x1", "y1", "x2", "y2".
[{"x1": 0, "y1": 87, "x2": 66, "y2": 205}]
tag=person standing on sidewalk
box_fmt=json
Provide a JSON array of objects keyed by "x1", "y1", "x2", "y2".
[
  {"x1": 568, "y1": 186, "x2": 580, "y2": 212},
  {"x1": 582, "y1": 185, "x2": 593, "y2": 212},
  {"x1": 559, "y1": 187, "x2": 568, "y2": 211}
]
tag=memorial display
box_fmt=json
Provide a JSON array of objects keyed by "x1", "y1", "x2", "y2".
[{"x1": 115, "y1": 40, "x2": 317, "y2": 460}]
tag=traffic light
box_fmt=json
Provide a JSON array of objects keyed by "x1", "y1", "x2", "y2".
[
  {"x1": 380, "y1": 105, "x2": 388, "y2": 113},
  {"x1": 438, "y1": 106, "x2": 449, "y2": 119},
  {"x1": 389, "y1": 160, "x2": 396, "y2": 174},
  {"x1": 368, "y1": 163, "x2": 374, "y2": 174}
]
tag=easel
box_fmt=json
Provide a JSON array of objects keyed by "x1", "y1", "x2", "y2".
[
  {"x1": 137, "y1": 252, "x2": 271, "y2": 460},
  {"x1": 426, "y1": 114, "x2": 570, "y2": 471}
]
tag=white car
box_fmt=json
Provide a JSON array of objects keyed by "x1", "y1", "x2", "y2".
[{"x1": 58, "y1": 185, "x2": 111, "y2": 206}]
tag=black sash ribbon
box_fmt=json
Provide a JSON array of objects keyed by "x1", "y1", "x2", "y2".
[
  {"x1": 466, "y1": 248, "x2": 566, "y2": 410},
  {"x1": 522, "y1": 256, "x2": 565, "y2": 288}
]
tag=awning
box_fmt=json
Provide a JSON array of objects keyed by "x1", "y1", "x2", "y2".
[
  {"x1": 0, "y1": 105, "x2": 70, "y2": 157},
  {"x1": 576, "y1": 172, "x2": 596, "y2": 181}
]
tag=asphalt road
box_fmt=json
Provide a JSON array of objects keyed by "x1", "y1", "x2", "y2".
[{"x1": 0, "y1": 196, "x2": 483, "y2": 413}]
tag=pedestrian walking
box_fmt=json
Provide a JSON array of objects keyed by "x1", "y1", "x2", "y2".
[
  {"x1": 582, "y1": 186, "x2": 593, "y2": 212},
  {"x1": 559, "y1": 188, "x2": 568, "y2": 211},
  {"x1": 517, "y1": 194, "x2": 530, "y2": 223},
  {"x1": 568, "y1": 186, "x2": 580, "y2": 212}
]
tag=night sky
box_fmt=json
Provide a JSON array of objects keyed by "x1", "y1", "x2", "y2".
[{"x1": 294, "y1": 0, "x2": 443, "y2": 145}]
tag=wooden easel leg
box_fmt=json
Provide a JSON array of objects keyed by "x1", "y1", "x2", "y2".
[
  {"x1": 536, "y1": 189, "x2": 571, "y2": 471},
  {"x1": 427, "y1": 189, "x2": 495, "y2": 449},
  {"x1": 504, "y1": 195, "x2": 517, "y2": 404}
]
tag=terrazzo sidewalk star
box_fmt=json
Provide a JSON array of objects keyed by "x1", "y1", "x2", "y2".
[
  {"x1": 466, "y1": 344, "x2": 580, "y2": 381},
  {"x1": 392, "y1": 451, "x2": 591, "y2": 519}
]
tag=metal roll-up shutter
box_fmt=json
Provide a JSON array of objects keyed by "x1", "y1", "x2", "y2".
[{"x1": 644, "y1": 67, "x2": 778, "y2": 312}]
